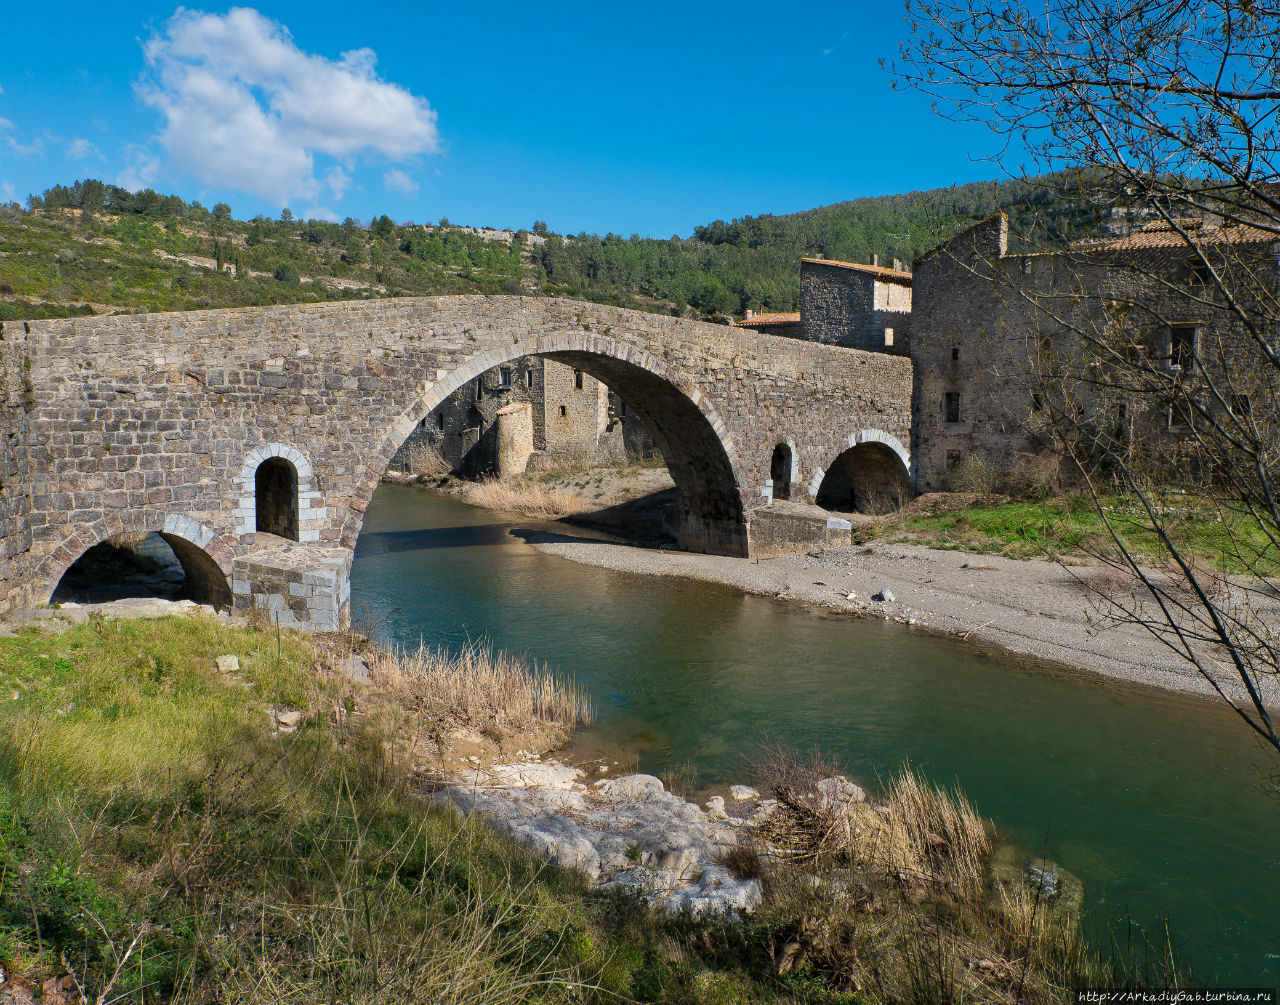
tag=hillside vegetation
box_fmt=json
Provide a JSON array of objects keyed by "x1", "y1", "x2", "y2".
[{"x1": 3, "y1": 173, "x2": 1102, "y2": 323}]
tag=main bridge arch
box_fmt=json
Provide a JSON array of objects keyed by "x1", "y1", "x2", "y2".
[{"x1": 354, "y1": 330, "x2": 749, "y2": 557}]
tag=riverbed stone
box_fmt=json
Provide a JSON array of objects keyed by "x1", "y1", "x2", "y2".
[{"x1": 730, "y1": 785, "x2": 760, "y2": 802}]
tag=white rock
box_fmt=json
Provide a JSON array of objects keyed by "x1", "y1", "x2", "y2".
[
  {"x1": 275, "y1": 709, "x2": 302, "y2": 728},
  {"x1": 730, "y1": 785, "x2": 760, "y2": 802},
  {"x1": 873, "y1": 588, "x2": 896, "y2": 603},
  {"x1": 215, "y1": 654, "x2": 240, "y2": 674},
  {"x1": 704, "y1": 796, "x2": 727, "y2": 819},
  {"x1": 334, "y1": 655, "x2": 369, "y2": 683},
  {"x1": 594, "y1": 774, "x2": 665, "y2": 801},
  {"x1": 814, "y1": 776, "x2": 867, "y2": 810}
]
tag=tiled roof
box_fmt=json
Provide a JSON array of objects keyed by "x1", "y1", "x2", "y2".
[
  {"x1": 801, "y1": 257, "x2": 913, "y2": 284},
  {"x1": 736, "y1": 312, "x2": 801, "y2": 327},
  {"x1": 1073, "y1": 223, "x2": 1278, "y2": 251}
]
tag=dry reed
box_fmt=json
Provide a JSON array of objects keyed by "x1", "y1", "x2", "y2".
[
  {"x1": 465, "y1": 478, "x2": 590, "y2": 519},
  {"x1": 368, "y1": 640, "x2": 592, "y2": 731}
]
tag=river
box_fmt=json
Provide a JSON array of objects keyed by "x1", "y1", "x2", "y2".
[{"x1": 350, "y1": 483, "x2": 1280, "y2": 983}]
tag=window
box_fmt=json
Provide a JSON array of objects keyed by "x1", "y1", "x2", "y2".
[
  {"x1": 1230, "y1": 394, "x2": 1252, "y2": 418},
  {"x1": 559, "y1": 405, "x2": 567, "y2": 417},
  {"x1": 1031, "y1": 392, "x2": 1044, "y2": 412},
  {"x1": 1188, "y1": 258, "x2": 1212, "y2": 287},
  {"x1": 1117, "y1": 401, "x2": 1127, "y2": 422},
  {"x1": 1167, "y1": 324, "x2": 1197, "y2": 371},
  {"x1": 1167, "y1": 400, "x2": 1194, "y2": 430},
  {"x1": 951, "y1": 345, "x2": 960, "y2": 361},
  {"x1": 526, "y1": 369, "x2": 534, "y2": 389},
  {"x1": 574, "y1": 370, "x2": 584, "y2": 390},
  {"x1": 437, "y1": 411, "x2": 445, "y2": 431},
  {"x1": 619, "y1": 401, "x2": 628, "y2": 417},
  {"x1": 499, "y1": 367, "x2": 512, "y2": 388},
  {"x1": 946, "y1": 450, "x2": 963, "y2": 470},
  {"x1": 770, "y1": 444, "x2": 793, "y2": 501},
  {"x1": 474, "y1": 380, "x2": 482, "y2": 401},
  {"x1": 944, "y1": 391, "x2": 962, "y2": 424}
]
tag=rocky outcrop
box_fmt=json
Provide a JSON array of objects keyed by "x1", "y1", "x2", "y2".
[{"x1": 433, "y1": 761, "x2": 764, "y2": 916}]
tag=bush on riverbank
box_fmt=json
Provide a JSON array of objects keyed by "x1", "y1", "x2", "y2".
[{"x1": 465, "y1": 477, "x2": 592, "y2": 519}]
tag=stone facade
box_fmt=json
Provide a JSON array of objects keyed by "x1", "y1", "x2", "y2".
[
  {"x1": 798, "y1": 258, "x2": 911, "y2": 354},
  {"x1": 909, "y1": 214, "x2": 1280, "y2": 490},
  {"x1": 392, "y1": 356, "x2": 638, "y2": 477},
  {"x1": 0, "y1": 296, "x2": 913, "y2": 618}
]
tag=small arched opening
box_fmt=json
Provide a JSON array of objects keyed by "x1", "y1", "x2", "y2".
[
  {"x1": 256, "y1": 457, "x2": 299, "y2": 540},
  {"x1": 816, "y1": 442, "x2": 912, "y2": 514},
  {"x1": 770, "y1": 443, "x2": 793, "y2": 501},
  {"x1": 51, "y1": 531, "x2": 233, "y2": 610}
]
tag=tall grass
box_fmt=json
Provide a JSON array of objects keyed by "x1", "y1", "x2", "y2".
[
  {"x1": 369, "y1": 640, "x2": 592, "y2": 732},
  {"x1": 464, "y1": 478, "x2": 590, "y2": 519}
]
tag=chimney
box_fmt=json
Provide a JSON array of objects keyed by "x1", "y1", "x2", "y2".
[
  {"x1": 891, "y1": 257, "x2": 904, "y2": 272},
  {"x1": 745, "y1": 309, "x2": 754, "y2": 320},
  {"x1": 871, "y1": 254, "x2": 879, "y2": 267}
]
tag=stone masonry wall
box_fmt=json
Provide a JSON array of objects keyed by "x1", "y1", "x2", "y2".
[
  {"x1": 0, "y1": 296, "x2": 913, "y2": 613},
  {"x1": 800, "y1": 259, "x2": 912, "y2": 354},
  {"x1": 910, "y1": 214, "x2": 1279, "y2": 490}
]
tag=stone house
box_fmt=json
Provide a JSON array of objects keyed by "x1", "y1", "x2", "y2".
[
  {"x1": 736, "y1": 256, "x2": 912, "y2": 354},
  {"x1": 392, "y1": 356, "x2": 652, "y2": 477},
  {"x1": 908, "y1": 213, "x2": 1279, "y2": 491}
]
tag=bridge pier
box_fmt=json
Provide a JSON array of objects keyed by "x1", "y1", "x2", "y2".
[{"x1": 232, "y1": 544, "x2": 352, "y2": 631}]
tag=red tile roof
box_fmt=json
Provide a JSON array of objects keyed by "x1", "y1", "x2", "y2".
[
  {"x1": 801, "y1": 257, "x2": 913, "y2": 284},
  {"x1": 736, "y1": 312, "x2": 801, "y2": 327},
  {"x1": 1073, "y1": 222, "x2": 1278, "y2": 251}
]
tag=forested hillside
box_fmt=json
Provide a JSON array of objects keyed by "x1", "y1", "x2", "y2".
[{"x1": 1, "y1": 172, "x2": 1103, "y2": 322}]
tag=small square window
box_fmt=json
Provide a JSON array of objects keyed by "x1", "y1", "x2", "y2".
[
  {"x1": 951, "y1": 345, "x2": 960, "y2": 361},
  {"x1": 559, "y1": 405, "x2": 567, "y2": 417},
  {"x1": 944, "y1": 391, "x2": 962, "y2": 424},
  {"x1": 499, "y1": 367, "x2": 512, "y2": 388},
  {"x1": 574, "y1": 370, "x2": 584, "y2": 390}
]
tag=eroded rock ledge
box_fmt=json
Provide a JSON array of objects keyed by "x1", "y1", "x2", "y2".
[{"x1": 433, "y1": 761, "x2": 779, "y2": 915}]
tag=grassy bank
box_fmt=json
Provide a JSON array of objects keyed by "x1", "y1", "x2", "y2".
[
  {"x1": 0, "y1": 613, "x2": 1178, "y2": 1003},
  {"x1": 872, "y1": 492, "x2": 1278, "y2": 575}
]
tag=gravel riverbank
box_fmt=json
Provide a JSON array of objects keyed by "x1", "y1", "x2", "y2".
[{"x1": 526, "y1": 531, "x2": 1280, "y2": 709}]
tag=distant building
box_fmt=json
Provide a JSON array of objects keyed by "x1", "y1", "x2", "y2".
[
  {"x1": 735, "y1": 255, "x2": 911, "y2": 354},
  {"x1": 392, "y1": 357, "x2": 652, "y2": 477}
]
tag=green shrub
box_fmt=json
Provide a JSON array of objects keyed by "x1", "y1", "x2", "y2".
[{"x1": 273, "y1": 262, "x2": 300, "y2": 284}]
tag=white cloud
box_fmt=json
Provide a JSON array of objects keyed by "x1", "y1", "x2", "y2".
[
  {"x1": 139, "y1": 7, "x2": 439, "y2": 206},
  {"x1": 383, "y1": 167, "x2": 418, "y2": 197},
  {"x1": 0, "y1": 117, "x2": 42, "y2": 156},
  {"x1": 1, "y1": 181, "x2": 15, "y2": 202},
  {"x1": 324, "y1": 165, "x2": 350, "y2": 199},
  {"x1": 67, "y1": 137, "x2": 102, "y2": 160},
  {"x1": 301, "y1": 205, "x2": 340, "y2": 222},
  {"x1": 116, "y1": 150, "x2": 161, "y2": 191}
]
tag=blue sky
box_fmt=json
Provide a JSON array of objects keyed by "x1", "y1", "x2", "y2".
[{"x1": 0, "y1": 1, "x2": 1011, "y2": 236}]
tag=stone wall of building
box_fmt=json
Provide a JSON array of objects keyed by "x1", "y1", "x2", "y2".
[
  {"x1": 799, "y1": 259, "x2": 912, "y2": 354},
  {"x1": 910, "y1": 213, "x2": 1277, "y2": 490},
  {"x1": 0, "y1": 296, "x2": 914, "y2": 613}
]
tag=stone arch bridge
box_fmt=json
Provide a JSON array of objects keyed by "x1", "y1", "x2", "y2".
[{"x1": 0, "y1": 297, "x2": 912, "y2": 627}]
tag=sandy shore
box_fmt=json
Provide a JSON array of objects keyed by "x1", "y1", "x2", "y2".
[{"x1": 528, "y1": 531, "x2": 1280, "y2": 710}]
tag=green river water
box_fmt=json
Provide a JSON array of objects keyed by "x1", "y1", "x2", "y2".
[{"x1": 350, "y1": 483, "x2": 1279, "y2": 983}]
